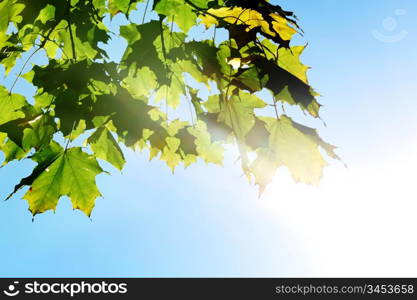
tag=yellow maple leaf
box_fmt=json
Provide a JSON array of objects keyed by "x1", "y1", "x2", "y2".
[{"x1": 199, "y1": 7, "x2": 296, "y2": 41}]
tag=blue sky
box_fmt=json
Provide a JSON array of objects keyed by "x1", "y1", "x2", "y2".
[{"x1": 1, "y1": 0, "x2": 417, "y2": 277}]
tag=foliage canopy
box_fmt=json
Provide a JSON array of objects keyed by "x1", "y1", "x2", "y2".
[{"x1": 0, "y1": 0, "x2": 338, "y2": 217}]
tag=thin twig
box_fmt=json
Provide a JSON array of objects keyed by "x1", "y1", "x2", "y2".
[
  {"x1": 38, "y1": 18, "x2": 63, "y2": 49},
  {"x1": 9, "y1": 47, "x2": 41, "y2": 94},
  {"x1": 256, "y1": 37, "x2": 276, "y2": 61},
  {"x1": 184, "y1": 84, "x2": 195, "y2": 126},
  {"x1": 141, "y1": 0, "x2": 150, "y2": 24},
  {"x1": 38, "y1": 34, "x2": 70, "y2": 59},
  {"x1": 67, "y1": 2, "x2": 77, "y2": 60}
]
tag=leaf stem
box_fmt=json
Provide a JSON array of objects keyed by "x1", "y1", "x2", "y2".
[
  {"x1": 273, "y1": 100, "x2": 280, "y2": 119},
  {"x1": 170, "y1": 16, "x2": 175, "y2": 35},
  {"x1": 141, "y1": 0, "x2": 150, "y2": 24},
  {"x1": 64, "y1": 121, "x2": 77, "y2": 152},
  {"x1": 184, "y1": 84, "x2": 195, "y2": 126}
]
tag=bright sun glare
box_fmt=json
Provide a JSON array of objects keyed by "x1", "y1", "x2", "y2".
[{"x1": 257, "y1": 136, "x2": 417, "y2": 276}]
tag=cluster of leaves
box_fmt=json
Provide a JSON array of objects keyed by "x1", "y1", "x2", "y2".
[{"x1": 0, "y1": 0, "x2": 338, "y2": 217}]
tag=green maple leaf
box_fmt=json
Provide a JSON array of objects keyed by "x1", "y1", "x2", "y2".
[
  {"x1": 155, "y1": 0, "x2": 197, "y2": 33},
  {"x1": 122, "y1": 65, "x2": 158, "y2": 99},
  {"x1": 22, "y1": 114, "x2": 56, "y2": 150},
  {"x1": 268, "y1": 115, "x2": 326, "y2": 184},
  {"x1": 87, "y1": 126, "x2": 126, "y2": 171},
  {"x1": 215, "y1": 92, "x2": 267, "y2": 139},
  {"x1": 11, "y1": 146, "x2": 103, "y2": 216},
  {"x1": 278, "y1": 45, "x2": 310, "y2": 84},
  {"x1": 108, "y1": 0, "x2": 131, "y2": 16},
  {"x1": 0, "y1": 0, "x2": 25, "y2": 33},
  {"x1": 121, "y1": 21, "x2": 168, "y2": 84},
  {"x1": 0, "y1": 86, "x2": 27, "y2": 125},
  {"x1": 260, "y1": 40, "x2": 321, "y2": 116},
  {"x1": 251, "y1": 116, "x2": 338, "y2": 193},
  {"x1": 120, "y1": 23, "x2": 141, "y2": 44},
  {"x1": 154, "y1": 75, "x2": 185, "y2": 108},
  {"x1": 250, "y1": 148, "x2": 278, "y2": 195},
  {"x1": 0, "y1": 138, "x2": 28, "y2": 165}
]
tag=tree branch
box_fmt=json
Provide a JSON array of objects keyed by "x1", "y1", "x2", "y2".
[{"x1": 67, "y1": 3, "x2": 77, "y2": 60}]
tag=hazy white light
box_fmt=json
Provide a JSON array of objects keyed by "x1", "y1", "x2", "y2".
[{"x1": 257, "y1": 138, "x2": 417, "y2": 276}]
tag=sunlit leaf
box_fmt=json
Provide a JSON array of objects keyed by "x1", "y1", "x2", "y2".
[
  {"x1": 87, "y1": 126, "x2": 126, "y2": 170},
  {"x1": 20, "y1": 147, "x2": 103, "y2": 216},
  {"x1": 0, "y1": 0, "x2": 338, "y2": 217}
]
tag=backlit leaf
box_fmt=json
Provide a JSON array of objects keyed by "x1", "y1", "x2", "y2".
[
  {"x1": 21, "y1": 147, "x2": 103, "y2": 216},
  {"x1": 0, "y1": 0, "x2": 338, "y2": 217},
  {"x1": 87, "y1": 127, "x2": 126, "y2": 170}
]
